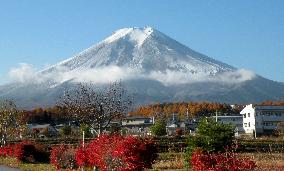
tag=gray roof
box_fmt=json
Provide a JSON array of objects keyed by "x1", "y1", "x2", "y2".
[{"x1": 255, "y1": 105, "x2": 284, "y2": 110}]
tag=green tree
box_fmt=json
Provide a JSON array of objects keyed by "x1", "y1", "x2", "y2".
[
  {"x1": 60, "y1": 125, "x2": 72, "y2": 137},
  {"x1": 185, "y1": 118, "x2": 235, "y2": 166},
  {"x1": 80, "y1": 124, "x2": 92, "y2": 138},
  {"x1": 150, "y1": 119, "x2": 167, "y2": 136},
  {"x1": 195, "y1": 118, "x2": 234, "y2": 152}
]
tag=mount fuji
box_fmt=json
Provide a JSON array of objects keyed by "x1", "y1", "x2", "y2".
[{"x1": 1, "y1": 26, "x2": 284, "y2": 108}]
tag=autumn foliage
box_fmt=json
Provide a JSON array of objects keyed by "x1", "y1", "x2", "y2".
[
  {"x1": 50, "y1": 145, "x2": 77, "y2": 169},
  {"x1": 129, "y1": 102, "x2": 242, "y2": 118},
  {"x1": 14, "y1": 141, "x2": 49, "y2": 163},
  {"x1": 0, "y1": 145, "x2": 14, "y2": 157},
  {"x1": 260, "y1": 100, "x2": 284, "y2": 106},
  {"x1": 0, "y1": 141, "x2": 49, "y2": 163},
  {"x1": 75, "y1": 134, "x2": 158, "y2": 171},
  {"x1": 191, "y1": 149, "x2": 257, "y2": 171}
]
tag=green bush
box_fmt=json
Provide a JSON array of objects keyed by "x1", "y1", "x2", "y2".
[
  {"x1": 80, "y1": 124, "x2": 92, "y2": 138},
  {"x1": 60, "y1": 125, "x2": 72, "y2": 136},
  {"x1": 185, "y1": 118, "x2": 235, "y2": 166},
  {"x1": 150, "y1": 119, "x2": 167, "y2": 136}
]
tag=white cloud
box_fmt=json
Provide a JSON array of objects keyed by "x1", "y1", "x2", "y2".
[
  {"x1": 8, "y1": 63, "x2": 39, "y2": 83},
  {"x1": 147, "y1": 69, "x2": 255, "y2": 85},
  {"x1": 7, "y1": 63, "x2": 256, "y2": 86}
]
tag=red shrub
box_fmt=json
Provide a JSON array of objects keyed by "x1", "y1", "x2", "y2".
[
  {"x1": 0, "y1": 145, "x2": 14, "y2": 157},
  {"x1": 50, "y1": 145, "x2": 65, "y2": 169},
  {"x1": 14, "y1": 141, "x2": 49, "y2": 163},
  {"x1": 75, "y1": 134, "x2": 157, "y2": 171},
  {"x1": 75, "y1": 146, "x2": 86, "y2": 167},
  {"x1": 191, "y1": 149, "x2": 257, "y2": 171},
  {"x1": 50, "y1": 145, "x2": 77, "y2": 169}
]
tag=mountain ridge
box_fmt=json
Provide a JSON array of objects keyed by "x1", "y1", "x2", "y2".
[{"x1": 1, "y1": 26, "x2": 284, "y2": 108}]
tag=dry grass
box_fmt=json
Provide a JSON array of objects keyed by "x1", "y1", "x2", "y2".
[
  {"x1": 152, "y1": 152, "x2": 284, "y2": 171},
  {"x1": 151, "y1": 152, "x2": 185, "y2": 170},
  {"x1": 241, "y1": 152, "x2": 284, "y2": 171},
  {"x1": 0, "y1": 157, "x2": 54, "y2": 171},
  {"x1": 0, "y1": 157, "x2": 94, "y2": 171},
  {"x1": 1, "y1": 152, "x2": 284, "y2": 171}
]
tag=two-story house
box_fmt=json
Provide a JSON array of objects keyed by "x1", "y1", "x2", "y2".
[{"x1": 240, "y1": 104, "x2": 284, "y2": 136}]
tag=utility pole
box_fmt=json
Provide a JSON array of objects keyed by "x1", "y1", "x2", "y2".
[
  {"x1": 215, "y1": 111, "x2": 218, "y2": 122},
  {"x1": 82, "y1": 131, "x2": 85, "y2": 148},
  {"x1": 186, "y1": 108, "x2": 189, "y2": 121}
]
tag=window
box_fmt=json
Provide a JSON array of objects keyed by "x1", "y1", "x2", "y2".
[
  {"x1": 244, "y1": 123, "x2": 247, "y2": 127},
  {"x1": 248, "y1": 122, "x2": 250, "y2": 127},
  {"x1": 244, "y1": 113, "x2": 246, "y2": 118},
  {"x1": 248, "y1": 113, "x2": 250, "y2": 117}
]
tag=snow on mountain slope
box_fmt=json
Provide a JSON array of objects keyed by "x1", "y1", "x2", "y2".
[
  {"x1": 2, "y1": 26, "x2": 284, "y2": 108},
  {"x1": 41, "y1": 26, "x2": 252, "y2": 86}
]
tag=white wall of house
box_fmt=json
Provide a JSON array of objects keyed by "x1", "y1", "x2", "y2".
[
  {"x1": 240, "y1": 104, "x2": 284, "y2": 135},
  {"x1": 240, "y1": 104, "x2": 256, "y2": 135}
]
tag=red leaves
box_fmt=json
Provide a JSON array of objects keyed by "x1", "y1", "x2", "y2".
[
  {"x1": 74, "y1": 147, "x2": 86, "y2": 167},
  {"x1": 50, "y1": 145, "x2": 66, "y2": 169},
  {"x1": 14, "y1": 141, "x2": 49, "y2": 163},
  {"x1": 0, "y1": 135, "x2": 157, "y2": 170},
  {"x1": 0, "y1": 141, "x2": 49, "y2": 164},
  {"x1": 0, "y1": 145, "x2": 14, "y2": 157},
  {"x1": 50, "y1": 145, "x2": 77, "y2": 169},
  {"x1": 191, "y1": 149, "x2": 257, "y2": 171},
  {"x1": 75, "y1": 134, "x2": 157, "y2": 171}
]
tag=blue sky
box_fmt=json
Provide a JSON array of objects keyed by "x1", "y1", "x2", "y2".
[{"x1": 0, "y1": 0, "x2": 283, "y2": 84}]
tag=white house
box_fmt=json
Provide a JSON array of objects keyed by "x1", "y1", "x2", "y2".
[{"x1": 240, "y1": 104, "x2": 284, "y2": 136}]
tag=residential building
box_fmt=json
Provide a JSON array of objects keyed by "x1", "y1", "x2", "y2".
[
  {"x1": 121, "y1": 116, "x2": 153, "y2": 135},
  {"x1": 121, "y1": 116, "x2": 153, "y2": 128},
  {"x1": 27, "y1": 124, "x2": 58, "y2": 138},
  {"x1": 240, "y1": 104, "x2": 284, "y2": 136},
  {"x1": 212, "y1": 115, "x2": 244, "y2": 132}
]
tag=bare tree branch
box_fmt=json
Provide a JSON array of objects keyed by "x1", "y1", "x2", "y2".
[{"x1": 57, "y1": 81, "x2": 132, "y2": 136}]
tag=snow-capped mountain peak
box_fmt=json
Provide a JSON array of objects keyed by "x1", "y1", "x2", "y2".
[
  {"x1": 103, "y1": 26, "x2": 154, "y2": 47},
  {"x1": 43, "y1": 26, "x2": 235, "y2": 76},
  {"x1": 3, "y1": 26, "x2": 284, "y2": 109}
]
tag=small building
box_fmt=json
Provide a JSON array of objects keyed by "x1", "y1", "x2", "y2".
[
  {"x1": 240, "y1": 104, "x2": 284, "y2": 136},
  {"x1": 166, "y1": 123, "x2": 178, "y2": 135},
  {"x1": 28, "y1": 124, "x2": 58, "y2": 138},
  {"x1": 211, "y1": 115, "x2": 244, "y2": 134},
  {"x1": 121, "y1": 116, "x2": 153, "y2": 128}
]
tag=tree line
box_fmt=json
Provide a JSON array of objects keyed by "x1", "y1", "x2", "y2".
[
  {"x1": 8, "y1": 100, "x2": 284, "y2": 126},
  {"x1": 129, "y1": 102, "x2": 244, "y2": 119}
]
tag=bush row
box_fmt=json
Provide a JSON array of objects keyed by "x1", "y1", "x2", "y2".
[
  {"x1": 50, "y1": 134, "x2": 158, "y2": 170},
  {"x1": 191, "y1": 148, "x2": 256, "y2": 171},
  {"x1": 0, "y1": 141, "x2": 50, "y2": 163}
]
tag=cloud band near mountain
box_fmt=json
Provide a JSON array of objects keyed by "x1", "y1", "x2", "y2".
[{"x1": 8, "y1": 63, "x2": 256, "y2": 86}]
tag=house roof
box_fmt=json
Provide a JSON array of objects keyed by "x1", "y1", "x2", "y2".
[
  {"x1": 123, "y1": 116, "x2": 151, "y2": 120},
  {"x1": 29, "y1": 124, "x2": 51, "y2": 129}
]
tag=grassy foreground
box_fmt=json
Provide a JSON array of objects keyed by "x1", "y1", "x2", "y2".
[
  {"x1": 0, "y1": 157, "x2": 53, "y2": 171},
  {"x1": 1, "y1": 152, "x2": 284, "y2": 171}
]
